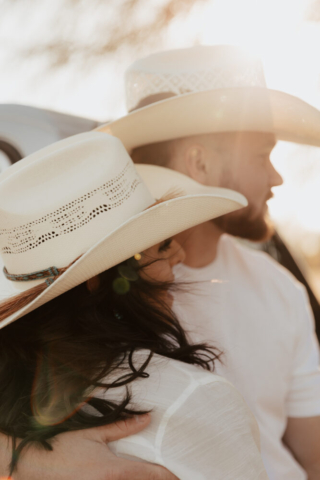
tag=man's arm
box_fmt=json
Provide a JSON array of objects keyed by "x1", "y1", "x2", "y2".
[
  {"x1": 283, "y1": 416, "x2": 320, "y2": 480},
  {"x1": 0, "y1": 415, "x2": 178, "y2": 480},
  {"x1": 284, "y1": 282, "x2": 320, "y2": 477}
]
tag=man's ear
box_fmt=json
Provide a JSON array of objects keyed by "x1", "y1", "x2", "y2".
[{"x1": 184, "y1": 144, "x2": 209, "y2": 184}]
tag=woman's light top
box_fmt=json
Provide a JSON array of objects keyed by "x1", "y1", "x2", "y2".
[{"x1": 95, "y1": 351, "x2": 269, "y2": 480}]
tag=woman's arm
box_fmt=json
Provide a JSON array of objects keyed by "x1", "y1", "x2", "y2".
[
  {"x1": 0, "y1": 415, "x2": 177, "y2": 480},
  {"x1": 160, "y1": 379, "x2": 269, "y2": 480}
]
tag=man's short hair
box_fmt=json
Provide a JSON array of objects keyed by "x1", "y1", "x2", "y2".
[{"x1": 131, "y1": 140, "x2": 175, "y2": 167}]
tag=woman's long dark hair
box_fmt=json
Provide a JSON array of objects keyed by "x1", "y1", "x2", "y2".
[{"x1": 0, "y1": 254, "x2": 220, "y2": 473}]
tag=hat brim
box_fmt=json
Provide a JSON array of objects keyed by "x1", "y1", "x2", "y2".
[
  {"x1": 96, "y1": 87, "x2": 320, "y2": 149},
  {"x1": 0, "y1": 177, "x2": 247, "y2": 329}
]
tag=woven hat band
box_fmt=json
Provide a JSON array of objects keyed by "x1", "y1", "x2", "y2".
[
  {"x1": 3, "y1": 254, "x2": 82, "y2": 287},
  {"x1": 3, "y1": 265, "x2": 59, "y2": 282},
  {"x1": 3, "y1": 265, "x2": 60, "y2": 287}
]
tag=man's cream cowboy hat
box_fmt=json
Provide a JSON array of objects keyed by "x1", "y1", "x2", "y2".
[
  {"x1": 0, "y1": 131, "x2": 246, "y2": 329},
  {"x1": 97, "y1": 45, "x2": 320, "y2": 150}
]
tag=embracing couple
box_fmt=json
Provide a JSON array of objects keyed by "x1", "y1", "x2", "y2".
[{"x1": 0, "y1": 45, "x2": 320, "y2": 480}]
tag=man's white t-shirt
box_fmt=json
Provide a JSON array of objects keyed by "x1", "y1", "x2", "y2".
[{"x1": 173, "y1": 234, "x2": 320, "y2": 480}]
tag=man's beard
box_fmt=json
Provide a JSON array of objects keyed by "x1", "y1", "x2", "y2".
[{"x1": 213, "y1": 204, "x2": 274, "y2": 242}]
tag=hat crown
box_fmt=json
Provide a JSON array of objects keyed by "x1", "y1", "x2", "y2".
[
  {"x1": 0, "y1": 132, "x2": 154, "y2": 278},
  {"x1": 125, "y1": 45, "x2": 266, "y2": 111}
]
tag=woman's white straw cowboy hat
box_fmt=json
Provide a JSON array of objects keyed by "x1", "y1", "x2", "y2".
[
  {"x1": 0, "y1": 131, "x2": 246, "y2": 328},
  {"x1": 97, "y1": 45, "x2": 320, "y2": 150}
]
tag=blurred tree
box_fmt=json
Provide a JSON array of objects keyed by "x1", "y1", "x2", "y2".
[{"x1": 0, "y1": 0, "x2": 208, "y2": 69}]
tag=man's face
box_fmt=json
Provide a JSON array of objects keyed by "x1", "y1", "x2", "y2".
[{"x1": 203, "y1": 132, "x2": 283, "y2": 241}]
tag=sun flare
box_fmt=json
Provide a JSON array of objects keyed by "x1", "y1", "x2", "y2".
[{"x1": 174, "y1": 0, "x2": 320, "y2": 238}]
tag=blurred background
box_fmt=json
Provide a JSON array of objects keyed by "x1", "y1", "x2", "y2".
[{"x1": 1, "y1": 0, "x2": 320, "y2": 300}]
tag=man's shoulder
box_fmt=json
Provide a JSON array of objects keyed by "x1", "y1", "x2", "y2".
[{"x1": 220, "y1": 234, "x2": 304, "y2": 293}]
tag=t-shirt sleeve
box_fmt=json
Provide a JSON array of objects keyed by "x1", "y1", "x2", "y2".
[
  {"x1": 286, "y1": 283, "x2": 320, "y2": 417},
  {"x1": 158, "y1": 379, "x2": 269, "y2": 480}
]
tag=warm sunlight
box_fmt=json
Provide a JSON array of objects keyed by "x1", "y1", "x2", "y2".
[{"x1": 171, "y1": 0, "x2": 320, "y2": 237}]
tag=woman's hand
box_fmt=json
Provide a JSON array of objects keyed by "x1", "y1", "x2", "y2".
[{"x1": 0, "y1": 414, "x2": 178, "y2": 480}]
